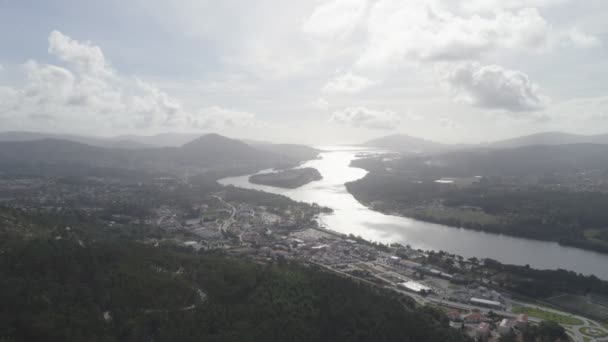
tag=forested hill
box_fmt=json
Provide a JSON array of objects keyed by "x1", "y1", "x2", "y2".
[
  {"x1": 0, "y1": 133, "x2": 306, "y2": 177},
  {"x1": 0, "y1": 209, "x2": 468, "y2": 342}
]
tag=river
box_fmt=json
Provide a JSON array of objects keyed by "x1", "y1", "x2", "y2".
[{"x1": 219, "y1": 146, "x2": 608, "y2": 279}]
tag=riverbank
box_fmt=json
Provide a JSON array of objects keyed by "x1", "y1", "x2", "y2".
[
  {"x1": 344, "y1": 168, "x2": 608, "y2": 256},
  {"x1": 220, "y1": 147, "x2": 608, "y2": 279}
]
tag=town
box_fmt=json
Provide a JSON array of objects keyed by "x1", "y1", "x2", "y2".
[{"x1": 1, "y1": 173, "x2": 607, "y2": 342}]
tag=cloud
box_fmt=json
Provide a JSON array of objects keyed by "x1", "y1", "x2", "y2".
[
  {"x1": 48, "y1": 30, "x2": 112, "y2": 76},
  {"x1": 302, "y1": 0, "x2": 367, "y2": 39},
  {"x1": 562, "y1": 28, "x2": 601, "y2": 48},
  {"x1": 438, "y1": 117, "x2": 457, "y2": 129},
  {"x1": 330, "y1": 106, "x2": 400, "y2": 129},
  {"x1": 322, "y1": 72, "x2": 374, "y2": 93},
  {"x1": 458, "y1": 0, "x2": 569, "y2": 14},
  {"x1": 441, "y1": 62, "x2": 548, "y2": 112},
  {"x1": 191, "y1": 106, "x2": 257, "y2": 129},
  {"x1": 358, "y1": 3, "x2": 556, "y2": 67},
  {"x1": 0, "y1": 31, "x2": 257, "y2": 133},
  {"x1": 312, "y1": 98, "x2": 330, "y2": 111}
]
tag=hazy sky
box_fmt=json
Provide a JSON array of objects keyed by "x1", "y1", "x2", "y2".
[{"x1": 1, "y1": 0, "x2": 607, "y2": 144}]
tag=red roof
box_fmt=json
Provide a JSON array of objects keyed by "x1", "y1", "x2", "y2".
[{"x1": 464, "y1": 313, "x2": 483, "y2": 322}]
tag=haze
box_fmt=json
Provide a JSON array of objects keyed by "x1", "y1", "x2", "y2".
[{"x1": 1, "y1": 0, "x2": 607, "y2": 144}]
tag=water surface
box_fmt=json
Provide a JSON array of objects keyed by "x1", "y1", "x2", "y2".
[{"x1": 220, "y1": 146, "x2": 608, "y2": 279}]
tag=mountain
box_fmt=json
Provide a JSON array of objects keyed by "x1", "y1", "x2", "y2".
[
  {"x1": 113, "y1": 132, "x2": 203, "y2": 147},
  {"x1": 250, "y1": 143, "x2": 321, "y2": 161},
  {"x1": 0, "y1": 131, "x2": 150, "y2": 149},
  {"x1": 0, "y1": 134, "x2": 298, "y2": 177},
  {"x1": 490, "y1": 132, "x2": 608, "y2": 149},
  {"x1": 363, "y1": 134, "x2": 448, "y2": 154},
  {"x1": 387, "y1": 143, "x2": 608, "y2": 178}
]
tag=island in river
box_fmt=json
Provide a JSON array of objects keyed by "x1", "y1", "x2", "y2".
[{"x1": 249, "y1": 167, "x2": 322, "y2": 189}]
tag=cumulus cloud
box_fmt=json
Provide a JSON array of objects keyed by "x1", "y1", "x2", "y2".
[
  {"x1": 302, "y1": 0, "x2": 598, "y2": 70},
  {"x1": 0, "y1": 31, "x2": 257, "y2": 132},
  {"x1": 302, "y1": 0, "x2": 367, "y2": 39},
  {"x1": 322, "y1": 72, "x2": 374, "y2": 93},
  {"x1": 458, "y1": 0, "x2": 569, "y2": 14},
  {"x1": 330, "y1": 106, "x2": 400, "y2": 129},
  {"x1": 358, "y1": 2, "x2": 555, "y2": 67},
  {"x1": 442, "y1": 62, "x2": 548, "y2": 112}
]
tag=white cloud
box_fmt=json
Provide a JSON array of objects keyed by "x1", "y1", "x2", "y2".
[
  {"x1": 302, "y1": 0, "x2": 367, "y2": 39},
  {"x1": 330, "y1": 106, "x2": 400, "y2": 129},
  {"x1": 458, "y1": 0, "x2": 569, "y2": 14},
  {"x1": 312, "y1": 98, "x2": 330, "y2": 111},
  {"x1": 562, "y1": 28, "x2": 601, "y2": 48},
  {"x1": 441, "y1": 62, "x2": 548, "y2": 112},
  {"x1": 358, "y1": 2, "x2": 555, "y2": 67},
  {"x1": 0, "y1": 31, "x2": 257, "y2": 133},
  {"x1": 48, "y1": 30, "x2": 112, "y2": 76},
  {"x1": 322, "y1": 72, "x2": 374, "y2": 93}
]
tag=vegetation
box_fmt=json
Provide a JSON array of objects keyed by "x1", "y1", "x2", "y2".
[
  {"x1": 0, "y1": 238, "x2": 469, "y2": 342},
  {"x1": 579, "y1": 326, "x2": 608, "y2": 338},
  {"x1": 482, "y1": 258, "x2": 608, "y2": 300},
  {"x1": 249, "y1": 167, "x2": 322, "y2": 188},
  {"x1": 511, "y1": 306, "x2": 584, "y2": 325},
  {"x1": 347, "y1": 146, "x2": 608, "y2": 254}
]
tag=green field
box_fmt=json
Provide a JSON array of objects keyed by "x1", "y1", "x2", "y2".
[
  {"x1": 579, "y1": 327, "x2": 608, "y2": 338},
  {"x1": 512, "y1": 306, "x2": 584, "y2": 325},
  {"x1": 547, "y1": 294, "x2": 608, "y2": 321}
]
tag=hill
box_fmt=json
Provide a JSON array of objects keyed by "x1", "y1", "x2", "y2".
[
  {"x1": 490, "y1": 131, "x2": 608, "y2": 148},
  {"x1": 0, "y1": 207, "x2": 467, "y2": 342},
  {"x1": 347, "y1": 143, "x2": 608, "y2": 254},
  {"x1": 251, "y1": 143, "x2": 321, "y2": 161},
  {"x1": 113, "y1": 132, "x2": 202, "y2": 147},
  {"x1": 0, "y1": 131, "x2": 150, "y2": 149},
  {"x1": 0, "y1": 134, "x2": 298, "y2": 177}
]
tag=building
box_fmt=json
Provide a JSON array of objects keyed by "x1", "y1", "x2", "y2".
[
  {"x1": 476, "y1": 322, "x2": 490, "y2": 342},
  {"x1": 398, "y1": 281, "x2": 432, "y2": 294},
  {"x1": 515, "y1": 314, "x2": 528, "y2": 330},
  {"x1": 498, "y1": 318, "x2": 514, "y2": 335},
  {"x1": 463, "y1": 313, "x2": 483, "y2": 324},
  {"x1": 447, "y1": 311, "x2": 462, "y2": 322},
  {"x1": 470, "y1": 297, "x2": 503, "y2": 310}
]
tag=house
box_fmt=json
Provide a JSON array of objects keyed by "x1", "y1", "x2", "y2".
[
  {"x1": 515, "y1": 314, "x2": 528, "y2": 330},
  {"x1": 498, "y1": 318, "x2": 514, "y2": 335},
  {"x1": 476, "y1": 322, "x2": 490, "y2": 342},
  {"x1": 463, "y1": 313, "x2": 483, "y2": 324}
]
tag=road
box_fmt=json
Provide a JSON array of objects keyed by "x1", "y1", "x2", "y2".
[{"x1": 213, "y1": 195, "x2": 236, "y2": 233}]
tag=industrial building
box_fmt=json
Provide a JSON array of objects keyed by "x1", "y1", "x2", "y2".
[
  {"x1": 398, "y1": 281, "x2": 432, "y2": 294},
  {"x1": 469, "y1": 297, "x2": 503, "y2": 310}
]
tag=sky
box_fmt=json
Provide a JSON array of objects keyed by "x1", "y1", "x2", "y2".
[{"x1": 1, "y1": 0, "x2": 607, "y2": 145}]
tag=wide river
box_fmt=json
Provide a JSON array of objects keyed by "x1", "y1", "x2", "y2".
[{"x1": 220, "y1": 146, "x2": 608, "y2": 279}]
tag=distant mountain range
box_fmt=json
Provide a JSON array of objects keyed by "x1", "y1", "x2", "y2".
[
  {"x1": 363, "y1": 134, "x2": 448, "y2": 154},
  {"x1": 489, "y1": 131, "x2": 608, "y2": 148},
  {"x1": 0, "y1": 133, "x2": 319, "y2": 177},
  {"x1": 363, "y1": 131, "x2": 608, "y2": 153}
]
